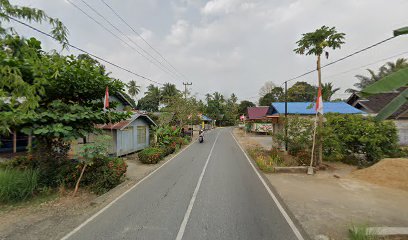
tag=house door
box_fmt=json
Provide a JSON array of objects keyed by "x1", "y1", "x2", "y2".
[
  {"x1": 121, "y1": 127, "x2": 134, "y2": 155},
  {"x1": 137, "y1": 126, "x2": 147, "y2": 150}
]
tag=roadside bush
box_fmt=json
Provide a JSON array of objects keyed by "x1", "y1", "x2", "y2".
[
  {"x1": 80, "y1": 156, "x2": 127, "y2": 195},
  {"x1": 138, "y1": 147, "x2": 164, "y2": 164},
  {"x1": 0, "y1": 168, "x2": 39, "y2": 203},
  {"x1": 275, "y1": 116, "x2": 314, "y2": 156},
  {"x1": 323, "y1": 114, "x2": 399, "y2": 166},
  {"x1": 154, "y1": 125, "x2": 181, "y2": 147}
]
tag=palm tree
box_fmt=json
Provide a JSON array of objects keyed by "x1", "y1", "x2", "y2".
[
  {"x1": 321, "y1": 82, "x2": 340, "y2": 101},
  {"x1": 230, "y1": 93, "x2": 238, "y2": 104},
  {"x1": 294, "y1": 25, "x2": 346, "y2": 166},
  {"x1": 127, "y1": 80, "x2": 140, "y2": 98},
  {"x1": 160, "y1": 83, "x2": 180, "y2": 103},
  {"x1": 347, "y1": 58, "x2": 408, "y2": 93},
  {"x1": 205, "y1": 93, "x2": 212, "y2": 103}
]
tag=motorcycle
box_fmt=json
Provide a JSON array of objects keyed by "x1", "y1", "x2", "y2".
[{"x1": 198, "y1": 130, "x2": 204, "y2": 143}]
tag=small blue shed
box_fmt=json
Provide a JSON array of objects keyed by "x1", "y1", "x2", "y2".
[{"x1": 97, "y1": 114, "x2": 157, "y2": 156}]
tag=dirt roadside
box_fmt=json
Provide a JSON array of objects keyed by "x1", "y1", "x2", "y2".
[
  {"x1": 233, "y1": 128, "x2": 408, "y2": 240},
  {"x1": 0, "y1": 143, "x2": 192, "y2": 240}
]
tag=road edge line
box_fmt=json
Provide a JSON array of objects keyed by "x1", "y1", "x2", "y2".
[
  {"x1": 61, "y1": 140, "x2": 196, "y2": 240},
  {"x1": 175, "y1": 130, "x2": 221, "y2": 240},
  {"x1": 230, "y1": 131, "x2": 305, "y2": 240}
]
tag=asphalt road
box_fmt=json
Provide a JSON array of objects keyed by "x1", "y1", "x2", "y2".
[{"x1": 63, "y1": 128, "x2": 304, "y2": 240}]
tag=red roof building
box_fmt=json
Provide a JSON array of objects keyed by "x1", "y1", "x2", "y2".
[{"x1": 247, "y1": 106, "x2": 270, "y2": 121}]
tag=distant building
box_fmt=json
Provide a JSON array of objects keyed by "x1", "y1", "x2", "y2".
[{"x1": 246, "y1": 106, "x2": 273, "y2": 133}]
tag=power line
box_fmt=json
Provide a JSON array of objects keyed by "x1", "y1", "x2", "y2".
[
  {"x1": 284, "y1": 36, "x2": 397, "y2": 84},
  {"x1": 325, "y1": 50, "x2": 408, "y2": 79},
  {"x1": 100, "y1": 0, "x2": 189, "y2": 81},
  {"x1": 66, "y1": 0, "x2": 179, "y2": 83},
  {"x1": 79, "y1": 0, "x2": 181, "y2": 82},
  {"x1": 5, "y1": 15, "x2": 163, "y2": 86}
]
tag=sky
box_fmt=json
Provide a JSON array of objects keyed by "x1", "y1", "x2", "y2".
[{"x1": 7, "y1": 0, "x2": 408, "y2": 103}]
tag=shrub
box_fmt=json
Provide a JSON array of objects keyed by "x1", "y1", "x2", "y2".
[
  {"x1": 138, "y1": 147, "x2": 164, "y2": 164},
  {"x1": 81, "y1": 156, "x2": 127, "y2": 195},
  {"x1": 323, "y1": 114, "x2": 399, "y2": 166},
  {"x1": 154, "y1": 125, "x2": 181, "y2": 147},
  {"x1": 275, "y1": 116, "x2": 314, "y2": 157},
  {"x1": 0, "y1": 168, "x2": 39, "y2": 203},
  {"x1": 247, "y1": 147, "x2": 285, "y2": 172}
]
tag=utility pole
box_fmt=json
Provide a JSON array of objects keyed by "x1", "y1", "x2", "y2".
[
  {"x1": 183, "y1": 82, "x2": 192, "y2": 100},
  {"x1": 284, "y1": 81, "x2": 288, "y2": 151},
  {"x1": 183, "y1": 82, "x2": 193, "y2": 139}
]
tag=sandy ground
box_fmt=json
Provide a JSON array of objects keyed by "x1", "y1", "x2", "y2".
[
  {"x1": 0, "y1": 144, "x2": 191, "y2": 240},
  {"x1": 233, "y1": 128, "x2": 408, "y2": 240}
]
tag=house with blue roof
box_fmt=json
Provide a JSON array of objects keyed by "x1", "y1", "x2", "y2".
[
  {"x1": 263, "y1": 102, "x2": 362, "y2": 137},
  {"x1": 267, "y1": 102, "x2": 363, "y2": 116}
]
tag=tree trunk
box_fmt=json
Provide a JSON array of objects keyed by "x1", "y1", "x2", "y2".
[
  {"x1": 73, "y1": 164, "x2": 87, "y2": 197},
  {"x1": 27, "y1": 133, "x2": 32, "y2": 151},
  {"x1": 317, "y1": 54, "x2": 323, "y2": 167},
  {"x1": 13, "y1": 130, "x2": 17, "y2": 154}
]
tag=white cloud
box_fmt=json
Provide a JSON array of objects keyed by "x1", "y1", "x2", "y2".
[{"x1": 165, "y1": 20, "x2": 190, "y2": 46}]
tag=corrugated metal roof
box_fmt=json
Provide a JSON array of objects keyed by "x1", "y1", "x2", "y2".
[
  {"x1": 201, "y1": 115, "x2": 212, "y2": 121},
  {"x1": 247, "y1": 107, "x2": 269, "y2": 120},
  {"x1": 269, "y1": 102, "x2": 362, "y2": 115},
  {"x1": 96, "y1": 113, "x2": 157, "y2": 130}
]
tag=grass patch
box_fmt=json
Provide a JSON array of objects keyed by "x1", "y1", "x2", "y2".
[
  {"x1": 247, "y1": 146, "x2": 287, "y2": 172},
  {"x1": 349, "y1": 225, "x2": 378, "y2": 240},
  {"x1": 0, "y1": 190, "x2": 58, "y2": 214},
  {"x1": 0, "y1": 168, "x2": 39, "y2": 203}
]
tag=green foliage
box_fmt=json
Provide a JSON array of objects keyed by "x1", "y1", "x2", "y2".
[
  {"x1": 84, "y1": 157, "x2": 127, "y2": 194},
  {"x1": 259, "y1": 87, "x2": 284, "y2": 106},
  {"x1": 126, "y1": 80, "x2": 140, "y2": 99},
  {"x1": 154, "y1": 125, "x2": 181, "y2": 147},
  {"x1": 347, "y1": 58, "x2": 408, "y2": 93},
  {"x1": 287, "y1": 81, "x2": 317, "y2": 102},
  {"x1": 275, "y1": 116, "x2": 314, "y2": 157},
  {"x1": 294, "y1": 25, "x2": 345, "y2": 56},
  {"x1": 238, "y1": 100, "x2": 255, "y2": 115},
  {"x1": 137, "y1": 84, "x2": 160, "y2": 112},
  {"x1": 138, "y1": 147, "x2": 164, "y2": 164},
  {"x1": 323, "y1": 114, "x2": 398, "y2": 165},
  {"x1": 360, "y1": 67, "x2": 408, "y2": 120},
  {"x1": 0, "y1": 0, "x2": 68, "y2": 45},
  {"x1": 349, "y1": 225, "x2": 378, "y2": 240},
  {"x1": 321, "y1": 82, "x2": 340, "y2": 101},
  {"x1": 78, "y1": 135, "x2": 112, "y2": 164},
  {"x1": 0, "y1": 168, "x2": 38, "y2": 203}
]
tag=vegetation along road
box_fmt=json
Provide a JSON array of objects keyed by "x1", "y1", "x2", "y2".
[{"x1": 62, "y1": 128, "x2": 305, "y2": 240}]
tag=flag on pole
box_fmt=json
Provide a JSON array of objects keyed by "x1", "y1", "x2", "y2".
[
  {"x1": 315, "y1": 86, "x2": 323, "y2": 114},
  {"x1": 103, "y1": 86, "x2": 109, "y2": 112}
]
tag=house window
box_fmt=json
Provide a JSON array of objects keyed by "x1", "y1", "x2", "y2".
[{"x1": 137, "y1": 126, "x2": 147, "y2": 144}]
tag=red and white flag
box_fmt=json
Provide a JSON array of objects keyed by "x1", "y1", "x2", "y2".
[
  {"x1": 103, "y1": 86, "x2": 109, "y2": 112},
  {"x1": 315, "y1": 86, "x2": 323, "y2": 114}
]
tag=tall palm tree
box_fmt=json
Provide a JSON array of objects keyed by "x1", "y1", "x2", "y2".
[
  {"x1": 205, "y1": 93, "x2": 212, "y2": 103},
  {"x1": 321, "y1": 82, "x2": 340, "y2": 101},
  {"x1": 127, "y1": 80, "x2": 140, "y2": 98},
  {"x1": 294, "y1": 25, "x2": 346, "y2": 166},
  {"x1": 230, "y1": 93, "x2": 238, "y2": 104}
]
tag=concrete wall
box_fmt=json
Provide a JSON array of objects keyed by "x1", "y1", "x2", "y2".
[{"x1": 394, "y1": 119, "x2": 408, "y2": 146}]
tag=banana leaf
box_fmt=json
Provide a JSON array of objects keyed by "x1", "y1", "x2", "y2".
[
  {"x1": 375, "y1": 88, "x2": 408, "y2": 120},
  {"x1": 361, "y1": 68, "x2": 408, "y2": 96}
]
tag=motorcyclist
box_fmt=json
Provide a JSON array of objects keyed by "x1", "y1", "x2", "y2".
[{"x1": 199, "y1": 129, "x2": 204, "y2": 143}]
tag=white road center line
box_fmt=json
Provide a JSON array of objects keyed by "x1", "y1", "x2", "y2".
[
  {"x1": 175, "y1": 130, "x2": 221, "y2": 240},
  {"x1": 230, "y1": 131, "x2": 305, "y2": 240}
]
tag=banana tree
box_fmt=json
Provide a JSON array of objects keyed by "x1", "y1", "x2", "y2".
[{"x1": 361, "y1": 67, "x2": 408, "y2": 120}]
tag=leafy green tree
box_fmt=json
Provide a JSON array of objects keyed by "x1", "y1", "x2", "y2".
[
  {"x1": 287, "y1": 81, "x2": 317, "y2": 102},
  {"x1": 259, "y1": 87, "x2": 284, "y2": 105},
  {"x1": 238, "y1": 100, "x2": 255, "y2": 115},
  {"x1": 321, "y1": 82, "x2": 340, "y2": 101},
  {"x1": 0, "y1": 0, "x2": 68, "y2": 45},
  {"x1": 137, "y1": 84, "x2": 160, "y2": 111}
]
